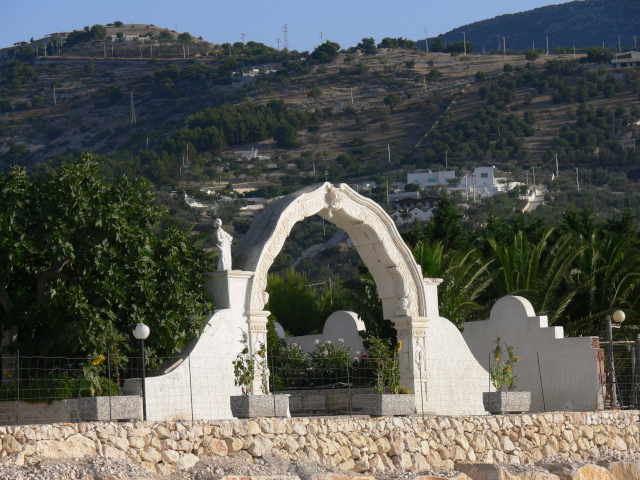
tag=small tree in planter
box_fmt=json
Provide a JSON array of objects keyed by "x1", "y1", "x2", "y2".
[
  {"x1": 360, "y1": 337, "x2": 414, "y2": 416},
  {"x1": 230, "y1": 330, "x2": 288, "y2": 417},
  {"x1": 484, "y1": 337, "x2": 531, "y2": 414}
]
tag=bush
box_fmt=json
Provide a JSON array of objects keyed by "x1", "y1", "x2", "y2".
[
  {"x1": 476, "y1": 71, "x2": 486, "y2": 80},
  {"x1": 503, "y1": 63, "x2": 514, "y2": 72}
]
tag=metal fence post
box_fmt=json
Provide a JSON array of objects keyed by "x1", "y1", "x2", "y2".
[
  {"x1": 107, "y1": 349, "x2": 112, "y2": 423},
  {"x1": 188, "y1": 353, "x2": 194, "y2": 422},
  {"x1": 271, "y1": 350, "x2": 277, "y2": 417},
  {"x1": 16, "y1": 350, "x2": 19, "y2": 426},
  {"x1": 346, "y1": 352, "x2": 352, "y2": 417}
]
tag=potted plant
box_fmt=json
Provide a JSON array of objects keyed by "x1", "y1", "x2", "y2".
[
  {"x1": 483, "y1": 337, "x2": 531, "y2": 414},
  {"x1": 359, "y1": 338, "x2": 415, "y2": 416},
  {"x1": 229, "y1": 330, "x2": 288, "y2": 418}
]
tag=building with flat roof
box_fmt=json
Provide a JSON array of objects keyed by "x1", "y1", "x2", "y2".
[{"x1": 612, "y1": 51, "x2": 640, "y2": 68}]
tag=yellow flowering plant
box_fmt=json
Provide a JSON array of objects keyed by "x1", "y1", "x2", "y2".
[{"x1": 490, "y1": 337, "x2": 520, "y2": 391}]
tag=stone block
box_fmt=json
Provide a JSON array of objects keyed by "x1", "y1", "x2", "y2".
[
  {"x1": 483, "y1": 392, "x2": 532, "y2": 414},
  {"x1": 356, "y1": 394, "x2": 415, "y2": 416},
  {"x1": 230, "y1": 395, "x2": 289, "y2": 418}
]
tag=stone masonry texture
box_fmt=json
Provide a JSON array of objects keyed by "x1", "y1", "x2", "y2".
[{"x1": 0, "y1": 411, "x2": 638, "y2": 477}]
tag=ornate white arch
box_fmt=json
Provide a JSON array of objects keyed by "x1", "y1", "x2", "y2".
[{"x1": 233, "y1": 182, "x2": 429, "y2": 320}]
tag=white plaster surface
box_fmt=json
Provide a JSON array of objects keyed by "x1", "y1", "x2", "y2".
[
  {"x1": 420, "y1": 316, "x2": 491, "y2": 415},
  {"x1": 461, "y1": 295, "x2": 601, "y2": 412},
  {"x1": 284, "y1": 310, "x2": 366, "y2": 354},
  {"x1": 123, "y1": 272, "x2": 254, "y2": 421}
]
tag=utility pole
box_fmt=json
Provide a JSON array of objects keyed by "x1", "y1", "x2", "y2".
[
  {"x1": 111, "y1": 44, "x2": 114, "y2": 57},
  {"x1": 465, "y1": 176, "x2": 468, "y2": 201},
  {"x1": 532, "y1": 166, "x2": 536, "y2": 192},
  {"x1": 463, "y1": 32, "x2": 466, "y2": 55},
  {"x1": 386, "y1": 181, "x2": 389, "y2": 205},
  {"x1": 573, "y1": 45, "x2": 576, "y2": 59},
  {"x1": 555, "y1": 153, "x2": 559, "y2": 178},
  {"x1": 525, "y1": 171, "x2": 529, "y2": 187},
  {"x1": 533, "y1": 41, "x2": 535, "y2": 50},
  {"x1": 498, "y1": 35, "x2": 501, "y2": 51},
  {"x1": 53, "y1": 85, "x2": 56, "y2": 106},
  {"x1": 546, "y1": 36, "x2": 549, "y2": 55},
  {"x1": 277, "y1": 37, "x2": 280, "y2": 51},
  {"x1": 103, "y1": 43, "x2": 106, "y2": 58},
  {"x1": 130, "y1": 92, "x2": 136, "y2": 125},
  {"x1": 241, "y1": 33, "x2": 245, "y2": 45},
  {"x1": 350, "y1": 88, "x2": 354, "y2": 104},
  {"x1": 445, "y1": 151, "x2": 448, "y2": 169},
  {"x1": 423, "y1": 76, "x2": 427, "y2": 93},
  {"x1": 503, "y1": 37, "x2": 506, "y2": 59},
  {"x1": 575, "y1": 168, "x2": 580, "y2": 191},
  {"x1": 319, "y1": 32, "x2": 323, "y2": 45},
  {"x1": 473, "y1": 174, "x2": 476, "y2": 202},
  {"x1": 146, "y1": 137, "x2": 149, "y2": 149},
  {"x1": 283, "y1": 24, "x2": 289, "y2": 51},
  {"x1": 388, "y1": 144, "x2": 391, "y2": 163},
  {"x1": 425, "y1": 28, "x2": 428, "y2": 52}
]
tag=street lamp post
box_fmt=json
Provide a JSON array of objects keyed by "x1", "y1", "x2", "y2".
[
  {"x1": 132, "y1": 322, "x2": 150, "y2": 421},
  {"x1": 606, "y1": 310, "x2": 625, "y2": 408}
]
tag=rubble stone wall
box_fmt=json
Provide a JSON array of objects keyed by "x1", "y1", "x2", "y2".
[{"x1": 0, "y1": 411, "x2": 638, "y2": 476}]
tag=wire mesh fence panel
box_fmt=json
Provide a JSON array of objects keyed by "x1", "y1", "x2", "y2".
[{"x1": 603, "y1": 342, "x2": 640, "y2": 410}]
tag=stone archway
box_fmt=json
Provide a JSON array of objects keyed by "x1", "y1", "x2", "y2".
[
  {"x1": 234, "y1": 182, "x2": 433, "y2": 319},
  {"x1": 233, "y1": 182, "x2": 442, "y2": 404},
  {"x1": 130, "y1": 183, "x2": 489, "y2": 420}
]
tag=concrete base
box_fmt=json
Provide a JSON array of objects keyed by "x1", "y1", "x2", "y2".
[
  {"x1": 483, "y1": 391, "x2": 531, "y2": 414},
  {"x1": 357, "y1": 394, "x2": 416, "y2": 416},
  {"x1": 230, "y1": 395, "x2": 289, "y2": 418}
]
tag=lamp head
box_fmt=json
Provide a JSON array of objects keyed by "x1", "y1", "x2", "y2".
[
  {"x1": 132, "y1": 322, "x2": 150, "y2": 340},
  {"x1": 612, "y1": 310, "x2": 625, "y2": 324}
]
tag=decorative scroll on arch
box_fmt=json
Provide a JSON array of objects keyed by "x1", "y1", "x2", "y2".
[{"x1": 233, "y1": 182, "x2": 430, "y2": 320}]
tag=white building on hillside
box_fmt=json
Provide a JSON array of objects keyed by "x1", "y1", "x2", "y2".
[
  {"x1": 407, "y1": 170, "x2": 456, "y2": 186},
  {"x1": 407, "y1": 166, "x2": 514, "y2": 198},
  {"x1": 234, "y1": 148, "x2": 271, "y2": 161}
]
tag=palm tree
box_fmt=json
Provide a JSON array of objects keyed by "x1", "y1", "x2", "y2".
[
  {"x1": 562, "y1": 233, "x2": 640, "y2": 336},
  {"x1": 485, "y1": 228, "x2": 583, "y2": 325},
  {"x1": 411, "y1": 241, "x2": 493, "y2": 328}
]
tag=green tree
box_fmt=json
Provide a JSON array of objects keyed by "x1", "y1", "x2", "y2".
[
  {"x1": 0, "y1": 155, "x2": 213, "y2": 363},
  {"x1": 411, "y1": 241, "x2": 493, "y2": 328},
  {"x1": 266, "y1": 269, "x2": 322, "y2": 335},
  {"x1": 357, "y1": 37, "x2": 377, "y2": 53},
  {"x1": 425, "y1": 190, "x2": 464, "y2": 249},
  {"x1": 524, "y1": 49, "x2": 541, "y2": 65},
  {"x1": 274, "y1": 123, "x2": 299, "y2": 148},
  {"x1": 486, "y1": 229, "x2": 583, "y2": 325},
  {"x1": 383, "y1": 93, "x2": 402, "y2": 111},
  {"x1": 309, "y1": 41, "x2": 340, "y2": 64}
]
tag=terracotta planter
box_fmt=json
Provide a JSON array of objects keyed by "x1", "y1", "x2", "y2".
[
  {"x1": 359, "y1": 394, "x2": 415, "y2": 416},
  {"x1": 483, "y1": 391, "x2": 531, "y2": 414},
  {"x1": 230, "y1": 395, "x2": 289, "y2": 418}
]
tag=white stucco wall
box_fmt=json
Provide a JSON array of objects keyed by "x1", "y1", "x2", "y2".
[
  {"x1": 461, "y1": 296, "x2": 601, "y2": 413},
  {"x1": 282, "y1": 310, "x2": 366, "y2": 354}
]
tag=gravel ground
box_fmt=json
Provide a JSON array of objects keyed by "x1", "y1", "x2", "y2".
[{"x1": 1, "y1": 451, "x2": 638, "y2": 480}]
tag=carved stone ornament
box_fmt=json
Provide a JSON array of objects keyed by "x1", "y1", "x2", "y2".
[{"x1": 243, "y1": 183, "x2": 431, "y2": 321}]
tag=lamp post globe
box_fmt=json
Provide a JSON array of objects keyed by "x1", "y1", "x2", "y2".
[
  {"x1": 132, "y1": 322, "x2": 150, "y2": 340},
  {"x1": 612, "y1": 310, "x2": 625, "y2": 324},
  {"x1": 132, "y1": 322, "x2": 150, "y2": 421}
]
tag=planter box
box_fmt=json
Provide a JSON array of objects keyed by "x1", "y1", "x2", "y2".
[
  {"x1": 76, "y1": 395, "x2": 142, "y2": 422},
  {"x1": 483, "y1": 391, "x2": 531, "y2": 414},
  {"x1": 359, "y1": 394, "x2": 415, "y2": 416},
  {"x1": 230, "y1": 395, "x2": 289, "y2": 418}
]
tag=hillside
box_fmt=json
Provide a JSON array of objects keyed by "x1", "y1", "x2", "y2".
[{"x1": 427, "y1": 0, "x2": 640, "y2": 53}]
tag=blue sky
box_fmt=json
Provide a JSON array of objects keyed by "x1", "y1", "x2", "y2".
[{"x1": 1, "y1": 0, "x2": 567, "y2": 51}]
